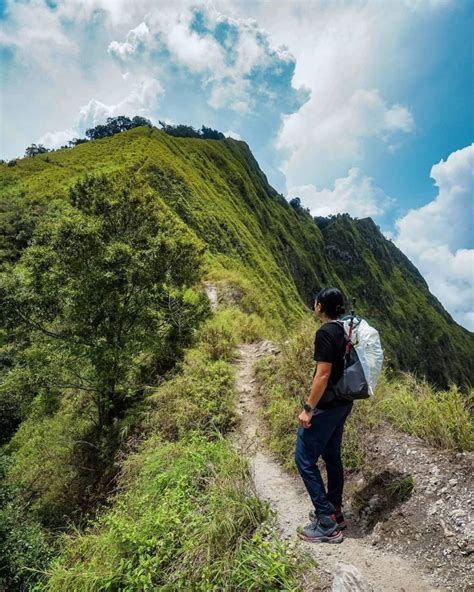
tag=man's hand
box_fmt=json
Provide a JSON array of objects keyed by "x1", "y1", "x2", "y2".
[{"x1": 298, "y1": 409, "x2": 313, "y2": 429}]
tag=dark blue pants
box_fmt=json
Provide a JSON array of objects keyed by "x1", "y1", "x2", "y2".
[{"x1": 295, "y1": 403, "x2": 353, "y2": 516}]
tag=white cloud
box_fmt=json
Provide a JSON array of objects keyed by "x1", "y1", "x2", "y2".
[
  {"x1": 108, "y1": 7, "x2": 300, "y2": 114},
  {"x1": 78, "y1": 78, "x2": 163, "y2": 130},
  {"x1": 108, "y1": 22, "x2": 153, "y2": 62},
  {"x1": 38, "y1": 128, "x2": 77, "y2": 150},
  {"x1": 278, "y1": 87, "x2": 414, "y2": 189},
  {"x1": 394, "y1": 144, "x2": 474, "y2": 330},
  {"x1": 225, "y1": 130, "x2": 242, "y2": 140},
  {"x1": 0, "y1": 0, "x2": 77, "y2": 70},
  {"x1": 39, "y1": 78, "x2": 163, "y2": 149},
  {"x1": 235, "y1": 1, "x2": 414, "y2": 189},
  {"x1": 164, "y1": 15, "x2": 224, "y2": 75},
  {"x1": 289, "y1": 167, "x2": 394, "y2": 218}
]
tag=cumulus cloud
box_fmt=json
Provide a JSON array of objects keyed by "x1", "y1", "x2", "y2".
[
  {"x1": 107, "y1": 6, "x2": 306, "y2": 114},
  {"x1": 108, "y1": 22, "x2": 153, "y2": 62},
  {"x1": 288, "y1": 167, "x2": 394, "y2": 218},
  {"x1": 79, "y1": 78, "x2": 163, "y2": 129},
  {"x1": 394, "y1": 144, "x2": 474, "y2": 330},
  {"x1": 0, "y1": 0, "x2": 77, "y2": 69},
  {"x1": 279, "y1": 87, "x2": 414, "y2": 189},
  {"x1": 39, "y1": 78, "x2": 163, "y2": 148},
  {"x1": 238, "y1": 1, "x2": 414, "y2": 189},
  {"x1": 38, "y1": 128, "x2": 77, "y2": 150}
]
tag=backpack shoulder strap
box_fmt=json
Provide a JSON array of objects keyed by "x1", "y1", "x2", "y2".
[{"x1": 328, "y1": 319, "x2": 347, "y2": 334}]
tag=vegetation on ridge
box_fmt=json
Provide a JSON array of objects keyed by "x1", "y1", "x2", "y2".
[
  {"x1": 254, "y1": 322, "x2": 473, "y2": 476},
  {"x1": 0, "y1": 312, "x2": 309, "y2": 591},
  {"x1": 1, "y1": 124, "x2": 471, "y2": 388},
  {"x1": 0, "y1": 122, "x2": 472, "y2": 590}
]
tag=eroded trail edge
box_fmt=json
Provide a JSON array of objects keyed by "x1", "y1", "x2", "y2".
[{"x1": 232, "y1": 342, "x2": 443, "y2": 592}]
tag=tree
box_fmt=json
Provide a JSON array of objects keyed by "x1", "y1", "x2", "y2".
[
  {"x1": 158, "y1": 121, "x2": 225, "y2": 140},
  {"x1": 159, "y1": 121, "x2": 199, "y2": 138},
  {"x1": 131, "y1": 115, "x2": 152, "y2": 128},
  {"x1": 200, "y1": 126, "x2": 225, "y2": 140},
  {"x1": 25, "y1": 144, "x2": 49, "y2": 157},
  {"x1": 314, "y1": 215, "x2": 335, "y2": 230},
  {"x1": 68, "y1": 138, "x2": 89, "y2": 147},
  {"x1": 289, "y1": 197, "x2": 302, "y2": 210},
  {"x1": 85, "y1": 115, "x2": 152, "y2": 141},
  {"x1": 1, "y1": 174, "x2": 209, "y2": 437}
]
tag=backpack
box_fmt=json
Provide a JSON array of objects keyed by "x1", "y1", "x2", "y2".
[{"x1": 330, "y1": 310, "x2": 384, "y2": 401}]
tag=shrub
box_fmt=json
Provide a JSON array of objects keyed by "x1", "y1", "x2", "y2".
[
  {"x1": 42, "y1": 437, "x2": 306, "y2": 591},
  {"x1": 5, "y1": 392, "x2": 96, "y2": 525},
  {"x1": 199, "y1": 308, "x2": 267, "y2": 361},
  {"x1": 200, "y1": 318, "x2": 238, "y2": 361},
  {"x1": 384, "y1": 474, "x2": 415, "y2": 502},
  {"x1": 144, "y1": 348, "x2": 237, "y2": 441},
  {"x1": 373, "y1": 372, "x2": 474, "y2": 451},
  {"x1": 0, "y1": 453, "x2": 54, "y2": 591}
]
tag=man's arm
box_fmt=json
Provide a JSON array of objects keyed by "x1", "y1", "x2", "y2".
[{"x1": 298, "y1": 361, "x2": 332, "y2": 428}]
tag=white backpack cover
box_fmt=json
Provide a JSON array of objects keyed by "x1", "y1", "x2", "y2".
[{"x1": 339, "y1": 315, "x2": 384, "y2": 395}]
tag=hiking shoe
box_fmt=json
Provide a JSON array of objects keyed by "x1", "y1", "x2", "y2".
[
  {"x1": 297, "y1": 514, "x2": 343, "y2": 544},
  {"x1": 309, "y1": 506, "x2": 347, "y2": 530}
]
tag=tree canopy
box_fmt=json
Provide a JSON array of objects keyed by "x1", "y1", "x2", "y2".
[
  {"x1": 1, "y1": 174, "x2": 209, "y2": 436},
  {"x1": 25, "y1": 144, "x2": 50, "y2": 157},
  {"x1": 85, "y1": 115, "x2": 152, "y2": 141},
  {"x1": 158, "y1": 121, "x2": 225, "y2": 140}
]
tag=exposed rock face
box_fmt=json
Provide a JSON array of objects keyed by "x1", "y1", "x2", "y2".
[
  {"x1": 203, "y1": 282, "x2": 219, "y2": 310},
  {"x1": 332, "y1": 562, "x2": 372, "y2": 592}
]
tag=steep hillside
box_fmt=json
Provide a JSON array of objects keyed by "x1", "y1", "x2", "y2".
[
  {"x1": 1, "y1": 125, "x2": 472, "y2": 387},
  {"x1": 318, "y1": 215, "x2": 474, "y2": 387}
]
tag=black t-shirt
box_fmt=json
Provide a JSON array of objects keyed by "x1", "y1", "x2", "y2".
[{"x1": 313, "y1": 321, "x2": 349, "y2": 409}]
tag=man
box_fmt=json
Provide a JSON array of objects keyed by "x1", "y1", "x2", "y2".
[{"x1": 295, "y1": 287, "x2": 352, "y2": 544}]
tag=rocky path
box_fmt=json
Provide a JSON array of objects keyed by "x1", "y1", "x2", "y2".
[{"x1": 232, "y1": 342, "x2": 445, "y2": 592}]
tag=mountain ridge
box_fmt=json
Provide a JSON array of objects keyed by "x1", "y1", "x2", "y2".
[{"x1": 1, "y1": 125, "x2": 472, "y2": 387}]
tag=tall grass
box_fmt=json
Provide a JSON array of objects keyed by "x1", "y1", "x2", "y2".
[
  {"x1": 42, "y1": 437, "x2": 305, "y2": 592},
  {"x1": 254, "y1": 321, "x2": 474, "y2": 478},
  {"x1": 254, "y1": 322, "x2": 369, "y2": 472},
  {"x1": 372, "y1": 372, "x2": 473, "y2": 451},
  {"x1": 198, "y1": 307, "x2": 267, "y2": 362},
  {"x1": 38, "y1": 321, "x2": 310, "y2": 591}
]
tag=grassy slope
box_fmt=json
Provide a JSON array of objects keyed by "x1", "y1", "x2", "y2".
[
  {"x1": 1, "y1": 128, "x2": 330, "y2": 329},
  {"x1": 1, "y1": 126, "x2": 472, "y2": 386},
  {"x1": 320, "y1": 216, "x2": 474, "y2": 386}
]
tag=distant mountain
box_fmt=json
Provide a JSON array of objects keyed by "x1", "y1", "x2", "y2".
[{"x1": 1, "y1": 126, "x2": 472, "y2": 387}]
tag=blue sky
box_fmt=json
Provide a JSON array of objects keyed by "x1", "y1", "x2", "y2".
[{"x1": 0, "y1": 0, "x2": 473, "y2": 329}]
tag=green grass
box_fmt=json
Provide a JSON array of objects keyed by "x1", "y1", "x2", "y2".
[
  {"x1": 142, "y1": 345, "x2": 238, "y2": 442},
  {"x1": 254, "y1": 320, "x2": 474, "y2": 479},
  {"x1": 25, "y1": 314, "x2": 312, "y2": 591},
  {"x1": 41, "y1": 437, "x2": 306, "y2": 592},
  {"x1": 371, "y1": 372, "x2": 474, "y2": 451},
  {"x1": 3, "y1": 126, "x2": 472, "y2": 386},
  {"x1": 5, "y1": 391, "x2": 96, "y2": 524},
  {"x1": 198, "y1": 307, "x2": 268, "y2": 362},
  {"x1": 384, "y1": 475, "x2": 415, "y2": 502}
]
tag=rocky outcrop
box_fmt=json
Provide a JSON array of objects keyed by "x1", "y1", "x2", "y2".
[{"x1": 332, "y1": 563, "x2": 372, "y2": 592}]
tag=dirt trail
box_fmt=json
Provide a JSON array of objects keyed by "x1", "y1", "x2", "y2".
[{"x1": 233, "y1": 342, "x2": 444, "y2": 592}]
